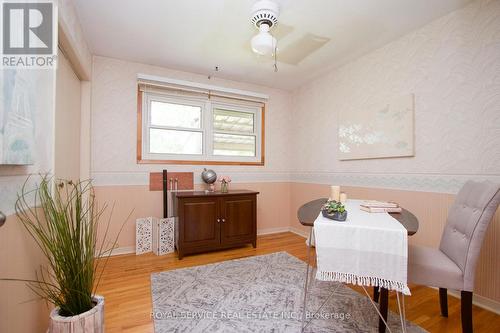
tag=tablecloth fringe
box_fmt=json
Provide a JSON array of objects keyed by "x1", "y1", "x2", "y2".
[{"x1": 316, "y1": 270, "x2": 411, "y2": 295}]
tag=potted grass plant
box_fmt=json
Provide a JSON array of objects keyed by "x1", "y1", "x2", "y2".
[{"x1": 8, "y1": 176, "x2": 125, "y2": 333}]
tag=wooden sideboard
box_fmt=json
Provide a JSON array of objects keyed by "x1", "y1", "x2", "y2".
[{"x1": 173, "y1": 190, "x2": 259, "y2": 259}]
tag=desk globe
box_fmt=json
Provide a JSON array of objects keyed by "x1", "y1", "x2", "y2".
[{"x1": 201, "y1": 168, "x2": 217, "y2": 192}]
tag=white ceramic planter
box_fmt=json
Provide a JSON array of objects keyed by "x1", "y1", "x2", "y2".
[{"x1": 48, "y1": 295, "x2": 104, "y2": 333}]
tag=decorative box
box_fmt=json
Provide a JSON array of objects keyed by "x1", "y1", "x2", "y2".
[
  {"x1": 135, "y1": 217, "x2": 153, "y2": 254},
  {"x1": 152, "y1": 217, "x2": 175, "y2": 255}
]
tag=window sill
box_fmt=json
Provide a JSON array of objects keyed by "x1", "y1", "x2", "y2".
[{"x1": 137, "y1": 158, "x2": 264, "y2": 166}]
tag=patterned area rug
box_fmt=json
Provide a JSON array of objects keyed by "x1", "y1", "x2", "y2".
[{"x1": 151, "y1": 252, "x2": 426, "y2": 332}]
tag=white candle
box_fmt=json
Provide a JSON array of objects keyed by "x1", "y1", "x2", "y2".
[
  {"x1": 340, "y1": 192, "x2": 347, "y2": 204},
  {"x1": 330, "y1": 185, "x2": 340, "y2": 201}
]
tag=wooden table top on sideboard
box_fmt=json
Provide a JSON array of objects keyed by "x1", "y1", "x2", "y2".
[{"x1": 174, "y1": 190, "x2": 260, "y2": 198}]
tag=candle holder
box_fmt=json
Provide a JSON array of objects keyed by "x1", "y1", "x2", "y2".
[{"x1": 330, "y1": 185, "x2": 340, "y2": 202}]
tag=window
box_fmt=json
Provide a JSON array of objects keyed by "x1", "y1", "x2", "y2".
[
  {"x1": 213, "y1": 107, "x2": 256, "y2": 157},
  {"x1": 138, "y1": 88, "x2": 264, "y2": 165}
]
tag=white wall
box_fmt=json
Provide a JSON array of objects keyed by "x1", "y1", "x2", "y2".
[
  {"x1": 90, "y1": 56, "x2": 293, "y2": 186},
  {"x1": 291, "y1": 0, "x2": 500, "y2": 193},
  {"x1": 55, "y1": 50, "x2": 82, "y2": 181}
]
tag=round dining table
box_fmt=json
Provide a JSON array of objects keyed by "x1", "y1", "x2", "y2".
[{"x1": 297, "y1": 198, "x2": 419, "y2": 333}]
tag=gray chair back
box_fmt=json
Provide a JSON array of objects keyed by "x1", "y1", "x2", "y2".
[{"x1": 439, "y1": 180, "x2": 500, "y2": 291}]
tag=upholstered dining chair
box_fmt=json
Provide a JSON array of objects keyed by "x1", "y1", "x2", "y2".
[{"x1": 407, "y1": 180, "x2": 500, "y2": 333}]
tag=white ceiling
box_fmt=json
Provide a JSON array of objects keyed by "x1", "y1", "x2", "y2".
[{"x1": 73, "y1": 0, "x2": 472, "y2": 90}]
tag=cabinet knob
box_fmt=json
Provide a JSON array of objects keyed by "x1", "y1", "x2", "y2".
[
  {"x1": 221, "y1": 218, "x2": 225, "y2": 223},
  {"x1": 217, "y1": 218, "x2": 220, "y2": 223}
]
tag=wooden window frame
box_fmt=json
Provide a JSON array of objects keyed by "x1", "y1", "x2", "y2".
[{"x1": 137, "y1": 88, "x2": 265, "y2": 166}]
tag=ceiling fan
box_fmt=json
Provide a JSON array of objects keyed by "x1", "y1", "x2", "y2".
[
  {"x1": 249, "y1": 0, "x2": 331, "y2": 70},
  {"x1": 250, "y1": 0, "x2": 279, "y2": 56}
]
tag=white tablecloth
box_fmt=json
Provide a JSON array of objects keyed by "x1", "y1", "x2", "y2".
[{"x1": 314, "y1": 200, "x2": 410, "y2": 295}]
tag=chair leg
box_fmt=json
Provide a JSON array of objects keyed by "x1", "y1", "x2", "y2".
[
  {"x1": 461, "y1": 291, "x2": 473, "y2": 333},
  {"x1": 301, "y1": 228, "x2": 313, "y2": 331},
  {"x1": 439, "y1": 288, "x2": 448, "y2": 317},
  {"x1": 373, "y1": 286, "x2": 380, "y2": 303}
]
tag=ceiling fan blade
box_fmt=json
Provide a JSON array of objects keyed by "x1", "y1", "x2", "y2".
[
  {"x1": 278, "y1": 33, "x2": 330, "y2": 65},
  {"x1": 273, "y1": 23, "x2": 294, "y2": 40}
]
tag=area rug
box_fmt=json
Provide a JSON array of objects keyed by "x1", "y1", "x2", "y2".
[{"x1": 151, "y1": 252, "x2": 426, "y2": 332}]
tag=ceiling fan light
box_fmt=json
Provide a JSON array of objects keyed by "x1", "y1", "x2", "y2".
[{"x1": 251, "y1": 24, "x2": 276, "y2": 55}]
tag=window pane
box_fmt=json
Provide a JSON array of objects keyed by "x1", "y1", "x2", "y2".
[
  {"x1": 213, "y1": 133, "x2": 256, "y2": 157},
  {"x1": 213, "y1": 108, "x2": 254, "y2": 134},
  {"x1": 150, "y1": 101, "x2": 201, "y2": 129},
  {"x1": 150, "y1": 128, "x2": 202, "y2": 155}
]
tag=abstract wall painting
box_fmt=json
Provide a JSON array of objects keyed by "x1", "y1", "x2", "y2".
[
  {"x1": 0, "y1": 69, "x2": 35, "y2": 165},
  {"x1": 338, "y1": 94, "x2": 414, "y2": 160}
]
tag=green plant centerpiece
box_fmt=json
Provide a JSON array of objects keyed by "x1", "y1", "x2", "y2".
[
  {"x1": 6, "y1": 176, "x2": 127, "y2": 332},
  {"x1": 321, "y1": 199, "x2": 348, "y2": 221}
]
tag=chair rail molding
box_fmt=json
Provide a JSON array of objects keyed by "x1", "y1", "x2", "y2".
[
  {"x1": 291, "y1": 172, "x2": 500, "y2": 194},
  {"x1": 90, "y1": 171, "x2": 292, "y2": 187}
]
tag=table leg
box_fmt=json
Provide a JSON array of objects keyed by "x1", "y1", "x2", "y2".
[
  {"x1": 373, "y1": 286, "x2": 380, "y2": 303},
  {"x1": 379, "y1": 288, "x2": 389, "y2": 333}
]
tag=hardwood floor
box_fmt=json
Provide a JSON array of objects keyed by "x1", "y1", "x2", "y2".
[{"x1": 96, "y1": 232, "x2": 500, "y2": 333}]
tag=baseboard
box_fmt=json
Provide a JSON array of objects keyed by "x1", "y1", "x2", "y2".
[
  {"x1": 106, "y1": 228, "x2": 306, "y2": 257},
  {"x1": 257, "y1": 227, "x2": 291, "y2": 235},
  {"x1": 258, "y1": 226, "x2": 309, "y2": 238},
  {"x1": 447, "y1": 289, "x2": 500, "y2": 315},
  {"x1": 289, "y1": 227, "x2": 309, "y2": 238},
  {"x1": 106, "y1": 229, "x2": 293, "y2": 257},
  {"x1": 429, "y1": 287, "x2": 500, "y2": 315},
  {"x1": 106, "y1": 246, "x2": 135, "y2": 257}
]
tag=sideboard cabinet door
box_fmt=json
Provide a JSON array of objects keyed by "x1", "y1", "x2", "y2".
[
  {"x1": 178, "y1": 197, "x2": 220, "y2": 258},
  {"x1": 220, "y1": 195, "x2": 256, "y2": 247}
]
